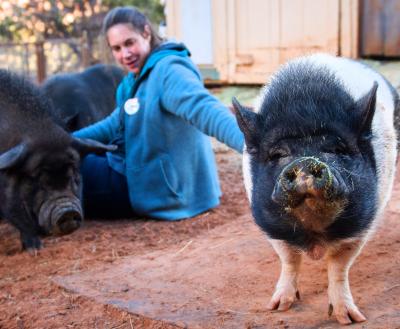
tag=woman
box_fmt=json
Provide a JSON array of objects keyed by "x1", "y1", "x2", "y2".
[{"x1": 74, "y1": 6, "x2": 244, "y2": 220}]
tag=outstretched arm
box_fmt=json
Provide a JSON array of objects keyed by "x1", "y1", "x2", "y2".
[{"x1": 160, "y1": 59, "x2": 244, "y2": 153}]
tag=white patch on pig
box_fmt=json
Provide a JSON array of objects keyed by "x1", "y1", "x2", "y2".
[
  {"x1": 267, "y1": 239, "x2": 302, "y2": 311},
  {"x1": 242, "y1": 146, "x2": 253, "y2": 203},
  {"x1": 253, "y1": 84, "x2": 269, "y2": 114},
  {"x1": 326, "y1": 237, "x2": 367, "y2": 324}
]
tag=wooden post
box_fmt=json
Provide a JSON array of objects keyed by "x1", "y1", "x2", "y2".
[
  {"x1": 81, "y1": 30, "x2": 91, "y2": 68},
  {"x1": 35, "y1": 37, "x2": 46, "y2": 83},
  {"x1": 23, "y1": 43, "x2": 30, "y2": 76},
  {"x1": 340, "y1": 0, "x2": 360, "y2": 58}
]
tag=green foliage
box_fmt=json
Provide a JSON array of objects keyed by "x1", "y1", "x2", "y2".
[
  {"x1": 0, "y1": 1, "x2": 88, "y2": 42},
  {"x1": 0, "y1": 0, "x2": 165, "y2": 42},
  {"x1": 0, "y1": 17, "x2": 15, "y2": 41},
  {"x1": 102, "y1": 0, "x2": 165, "y2": 25}
]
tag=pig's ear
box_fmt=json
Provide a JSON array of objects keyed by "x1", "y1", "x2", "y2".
[
  {"x1": 232, "y1": 97, "x2": 259, "y2": 153},
  {"x1": 71, "y1": 138, "x2": 117, "y2": 156},
  {"x1": 64, "y1": 112, "x2": 79, "y2": 132},
  {"x1": 356, "y1": 82, "x2": 378, "y2": 135},
  {"x1": 0, "y1": 144, "x2": 28, "y2": 170}
]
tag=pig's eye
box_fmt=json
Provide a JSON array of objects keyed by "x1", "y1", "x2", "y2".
[
  {"x1": 267, "y1": 149, "x2": 288, "y2": 161},
  {"x1": 335, "y1": 146, "x2": 349, "y2": 155},
  {"x1": 325, "y1": 142, "x2": 351, "y2": 155}
]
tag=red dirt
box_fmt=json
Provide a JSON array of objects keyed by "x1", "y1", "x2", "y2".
[{"x1": 1, "y1": 149, "x2": 399, "y2": 329}]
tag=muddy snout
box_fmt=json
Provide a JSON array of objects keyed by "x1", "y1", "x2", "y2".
[
  {"x1": 39, "y1": 197, "x2": 82, "y2": 235},
  {"x1": 272, "y1": 157, "x2": 345, "y2": 208}
]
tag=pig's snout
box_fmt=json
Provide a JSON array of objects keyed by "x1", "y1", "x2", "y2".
[
  {"x1": 52, "y1": 206, "x2": 82, "y2": 235},
  {"x1": 39, "y1": 197, "x2": 82, "y2": 236},
  {"x1": 272, "y1": 157, "x2": 348, "y2": 231},
  {"x1": 272, "y1": 157, "x2": 333, "y2": 205}
]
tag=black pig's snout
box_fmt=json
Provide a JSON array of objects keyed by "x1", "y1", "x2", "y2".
[
  {"x1": 272, "y1": 157, "x2": 335, "y2": 207},
  {"x1": 52, "y1": 207, "x2": 82, "y2": 235},
  {"x1": 39, "y1": 197, "x2": 83, "y2": 236}
]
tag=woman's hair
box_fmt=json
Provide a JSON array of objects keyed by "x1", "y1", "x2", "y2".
[{"x1": 102, "y1": 6, "x2": 163, "y2": 49}]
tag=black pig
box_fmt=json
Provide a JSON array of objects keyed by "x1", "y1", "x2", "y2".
[
  {"x1": 233, "y1": 54, "x2": 399, "y2": 325},
  {"x1": 41, "y1": 64, "x2": 124, "y2": 131},
  {"x1": 0, "y1": 69, "x2": 116, "y2": 252}
]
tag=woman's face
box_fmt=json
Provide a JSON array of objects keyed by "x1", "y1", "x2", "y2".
[{"x1": 107, "y1": 23, "x2": 151, "y2": 75}]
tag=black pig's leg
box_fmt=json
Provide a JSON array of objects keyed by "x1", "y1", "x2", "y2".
[
  {"x1": 267, "y1": 239, "x2": 302, "y2": 311},
  {"x1": 326, "y1": 239, "x2": 367, "y2": 325},
  {"x1": 19, "y1": 230, "x2": 42, "y2": 252},
  {"x1": 6, "y1": 204, "x2": 42, "y2": 252}
]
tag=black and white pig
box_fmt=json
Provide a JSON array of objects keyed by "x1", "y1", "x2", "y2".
[
  {"x1": 0, "y1": 69, "x2": 116, "y2": 252},
  {"x1": 233, "y1": 53, "x2": 399, "y2": 325},
  {"x1": 41, "y1": 64, "x2": 124, "y2": 132}
]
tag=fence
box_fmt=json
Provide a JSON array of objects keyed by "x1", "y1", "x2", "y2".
[{"x1": 0, "y1": 34, "x2": 115, "y2": 83}]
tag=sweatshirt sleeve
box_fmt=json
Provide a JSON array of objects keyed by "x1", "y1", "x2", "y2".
[
  {"x1": 72, "y1": 74, "x2": 132, "y2": 142},
  {"x1": 160, "y1": 59, "x2": 244, "y2": 153},
  {"x1": 72, "y1": 107, "x2": 120, "y2": 143}
]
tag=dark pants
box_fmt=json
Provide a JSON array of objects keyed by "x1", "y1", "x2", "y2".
[{"x1": 80, "y1": 154, "x2": 135, "y2": 219}]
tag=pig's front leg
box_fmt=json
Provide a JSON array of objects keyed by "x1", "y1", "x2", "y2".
[
  {"x1": 267, "y1": 239, "x2": 302, "y2": 311},
  {"x1": 326, "y1": 239, "x2": 367, "y2": 325},
  {"x1": 5, "y1": 202, "x2": 42, "y2": 253}
]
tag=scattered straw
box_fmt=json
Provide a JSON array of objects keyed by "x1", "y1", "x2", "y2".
[
  {"x1": 384, "y1": 284, "x2": 400, "y2": 292},
  {"x1": 110, "y1": 322, "x2": 127, "y2": 329},
  {"x1": 209, "y1": 238, "x2": 235, "y2": 249},
  {"x1": 175, "y1": 240, "x2": 193, "y2": 255}
]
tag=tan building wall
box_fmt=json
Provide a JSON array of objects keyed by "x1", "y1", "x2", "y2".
[{"x1": 166, "y1": 0, "x2": 359, "y2": 84}]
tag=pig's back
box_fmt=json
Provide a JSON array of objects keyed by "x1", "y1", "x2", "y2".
[
  {"x1": 303, "y1": 53, "x2": 396, "y2": 117},
  {"x1": 0, "y1": 70, "x2": 66, "y2": 151}
]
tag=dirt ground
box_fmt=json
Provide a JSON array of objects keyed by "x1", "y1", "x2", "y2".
[
  {"x1": 0, "y1": 149, "x2": 245, "y2": 329},
  {"x1": 1, "y1": 147, "x2": 400, "y2": 329}
]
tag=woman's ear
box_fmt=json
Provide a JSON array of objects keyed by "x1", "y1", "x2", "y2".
[{"x1": 143, "y1": 25, "x2": 151, "y2": 41}]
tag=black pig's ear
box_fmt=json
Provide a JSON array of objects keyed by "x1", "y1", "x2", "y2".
[
  {"x1": 64, "y1": 112, "x2": 79, "y2": 132},
  {"x1": 0, "y1": 143, "x2": 28, "y2": 170},
  {"x1": 356, "y1": 82, "x2": 378, "y2": 135},
  {"x1": 232, "y1": 97, "x2": 259, "y2": 152},
  {"x1": 71, "y1": 138, "x2": 117, "y2": 156}
]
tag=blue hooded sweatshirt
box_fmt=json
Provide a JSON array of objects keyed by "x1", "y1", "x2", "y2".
[{"x1": 73, "y1": 42, "x2": 244, "y2": 220}]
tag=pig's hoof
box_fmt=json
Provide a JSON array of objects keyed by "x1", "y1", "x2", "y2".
[
  {"x1": 22, "y1": 236, "x2": 42, "y2": 254},
  {"x1": 267, "y1": 287, "x2": 300, "y2": 311},
  {"x1": 328, "y1": 302, "x2": 366, "y2": 325}
]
